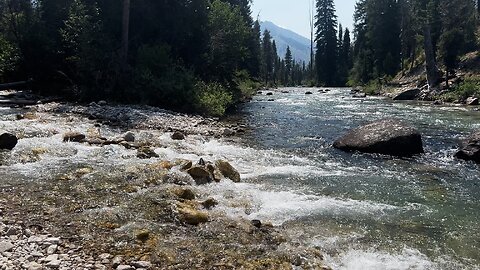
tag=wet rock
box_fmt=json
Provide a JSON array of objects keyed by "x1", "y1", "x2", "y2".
[
  {"x1": 222, "y1": 128, "x2": 235, "y2": 137},
  {"x1": 131, "y1": 261, "x2": 152, "y2": 269},
  {"x1": 45, "y1": 259, "x2": 61, "y2": 268},
  {"x1": 174, "y1": 159, "x2": 192, "y2": 171},
  {"x1": 353, "y1": 92, "x2": 367, "y2": 98},
  {"x1": 63, "y1": 132, "x2": 86, "y2": 143},
  {"x1": 432, "y1": 100, "x2": 443, "y2": 105},
  {"x1": 135, "y1": 230, "x2": 150, "y2": 242},
  {"x1": 116, "y1": 265, "x2": 135, "y2": 270},
  {"x1": 215, "y1": 160, "x2": 241, "y2": 182},
  {"x1": 201, "y1": 198, "x2": 218, "y2": 210},
  {"x1": 0, "y1": 133, "x2": 18, "y2": 150},
  {"x1": 333, "y1": 119, "x2": 424, "y2": 157},
  {"x1": 281, "y1": 90, "x2": 289, "y2": 93},
  {"x1": 198, "y1": 158, "x2": 206, "y2": 166},
  {"x1": 187, "y1": 166, "x2": 213, "y2": 185},
  {"x1": 466, "y1": 97, "x2": 479, "y2": 105},
  {"x1": 455, "y1": 131, "x2": 480, "y2": 163},
  {"x1": 305, "y1": 91, "x2": 313, "y2": 95},
  {"x1": 171, "y1": 131, "x2": 186, "y2": 140},
  {"x1": 173, "y1": 187, "x2": 196, "y2": 200},
  {"x1": 0, "y1": 241, "x2": 14, "y2": 252},
  {"x1": 251, "y1": 220, "x2": 262, "y2": 228},
  {"x1": 112, "y1": 256, "x2": 123, "y2": 268},
  {"x1": 137, "y1": 147, "x2": 159, "y2": 159},
  {"x1": 177, "y1": 204, "x2": 209, "y2": 225},
  {"x1": 393, "y1": 88, "x2": 420, "y2": 100},
  {"x1": 123, "y1": 132, "x2": 135, "y2": 142},
  {"x1": 267, "y1": 99, "x2": 275, "y2": 102},
  {"x1": 266, "y1": 92, "x2": 273, "y2": 96},
  {"x1": 25, "y1": 262, "x2": 42, "y2": 270}
]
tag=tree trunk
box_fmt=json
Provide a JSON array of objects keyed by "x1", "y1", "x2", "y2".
[
  {"x1": 445, "y1": 70, "x2": 449, "y2": 89},
  {"x1": 121, "y1": 0, "x2": 130, "y2": 68},
  {"x1": 423, "y1": 25, "x2": 440, "y2": 88}
]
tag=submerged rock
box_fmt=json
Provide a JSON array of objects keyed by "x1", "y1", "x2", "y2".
[
  {"x1": 187, "y1": 166, "x2": 213, "y2": 185},
  {"x1": 305, "y1": 91, "x2": 313, "y2": 95},
  {"x1": 63, "y1": 132, "x2": 86, "y2": 143},
  {"x1": 123, "y1": 132, "x2": 135, "y2": 142},
  {"x1": 353, "y1": 92, "x2": 367, "y2": 98},
  {"x1": 333, "y1": 119, "x2": 424, "y2": 156},
  {"x1": 201, "y1": 198, "x2": 218, "y2": 209},
  {"x1": 215, "y1": 160, "x2": 241, "y2": 182},
  {"x1": 171, "y1": 131, "x2": 186, "y2": 140},
  {"x1": 393, "y1": 88, "x2": 420, "y2": 100},
  {"x1": 455, "y1": 131, "x2": 480, "y2": 163},
  {"x1": 466, "y1": 97, "x2": 479, "y2": 105},
  {"x1": 137, "y1": 147, "x2": 159, "y2": 159},
  {"x1": 172, "y1": 187, "x2": 196, "y2": 200},
  {"x1": 0, "y1": 133, "x2": 18, "y2": 150},
  {"x1": 177, "y1": 203, "x2": 209, "y2": 225}
]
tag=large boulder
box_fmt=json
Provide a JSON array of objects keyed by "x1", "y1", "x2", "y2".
[
  {"x1": 466, "y1": 97, "x2": 479, "y2": 106},
  {"x1": 63, "y1": 132, "x2": 86, "y2": 143},
  {"x1": 187, "y1": 166, "x2": 213, "y2": 185},
  {"x1": 215, "y1": 160, "x2": 241, "y2": 182},
  {"x1": 0, "y1": 133, "x2": 18, "y2": 150},
  {"x1": 333, "y1": 119, "x2": 424, "y2": 156},
  {"x1": 455, "y1": 131, "x2": 480, "y2": 163},
  {"x1": 393, "y1": 88, "x2": 420, "y2": 101}
]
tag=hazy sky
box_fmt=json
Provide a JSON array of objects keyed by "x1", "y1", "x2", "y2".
[{"x1": 251, "y1": 0, "x2": 357, "y2": 39}]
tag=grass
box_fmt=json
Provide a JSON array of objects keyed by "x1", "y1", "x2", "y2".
[{"x1": 440, "y1": 77, "x2": 480, "y2": 102}]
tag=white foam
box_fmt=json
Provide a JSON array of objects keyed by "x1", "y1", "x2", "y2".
[
  {"x1": 326, "y1": 248, "x2": 437, "y2": 270},
  {"x1": 199, "y1": 180, "x2": 398, "y2": 226}
]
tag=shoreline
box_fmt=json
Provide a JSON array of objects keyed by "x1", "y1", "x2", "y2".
[{"x1": 0, "y1": 98, "x2": 330, "y2": 269}]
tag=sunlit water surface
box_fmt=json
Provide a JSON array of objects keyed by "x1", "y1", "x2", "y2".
[{"x1": 0, "y1": 88, "x2": 479, "y2": 269}]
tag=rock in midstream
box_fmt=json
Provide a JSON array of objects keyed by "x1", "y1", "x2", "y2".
[
  {"x1": 455, "y1": 131, "x2": 480, "y2": 163},
  {"x1": 333, "y1": 119, "x2": 424, "y2": 157},
  {"x1": 0, "y1": 133, "x2": 17, "y2": 150}
]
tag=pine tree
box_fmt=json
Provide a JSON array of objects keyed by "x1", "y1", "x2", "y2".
[
  {"x1": 272, "y1": 40, "x2": 279, "y2": 84},
  {"x1": 261, "y1": 30, "x2": 274, "y2": 84},
  {"x1": 285, "y1": 46, "x2": 293, "y2": 85},
  {"x1": 315, "y1": 0, "x2": 338, "y2": 86}
]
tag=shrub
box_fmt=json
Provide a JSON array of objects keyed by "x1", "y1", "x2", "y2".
[
  {"x1": 441, "y1": 78, "x2": 480, "y2": 102},
  {"x1": 132, "y1": 45, "x2": 197, "y2": 111},
  {"x1": 195, "y1": 81, "x2": 233, "y2": 117}
]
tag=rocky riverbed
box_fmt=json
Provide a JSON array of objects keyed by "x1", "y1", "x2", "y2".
[{"x1": 0, "y1": 95, "x2": 329, "y2": 269}]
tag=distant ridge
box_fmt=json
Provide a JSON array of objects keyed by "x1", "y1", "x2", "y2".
[{"x1": 260, "y1": 21, "x2": 311, "y2": 63}]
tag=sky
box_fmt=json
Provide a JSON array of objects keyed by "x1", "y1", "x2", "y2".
[{"x1": 251, "y1": 0, "x2": 357, "y2": 39}]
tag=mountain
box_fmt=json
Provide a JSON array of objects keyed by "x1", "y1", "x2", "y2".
[{"x1": 260, "y1": 21, "x2": 311, "y2": 64}]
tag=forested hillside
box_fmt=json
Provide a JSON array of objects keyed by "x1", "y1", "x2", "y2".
[
  {"x1": 348, "y1": 0, "x2": 480, "y2": 101},
  {"x1": 2, "y1": 0, "x2": 480, "y2": 114},
  {"x1": 0, "y1": 0, "x2": 269, "y2": 116}
]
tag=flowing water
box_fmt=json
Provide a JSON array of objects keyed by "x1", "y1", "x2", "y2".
[
  {"x1": 1, "y1": 88, "x2": 479, "y2": 269},
  {"x1": 223, "y1": 87, "x2": 480, "y2": 270}
]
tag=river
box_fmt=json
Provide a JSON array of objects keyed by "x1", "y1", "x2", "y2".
[
  {"x1": 222, "y1": 87, "x2": 480, "y2": 269},
  {"x1": 1, "y1": 87, "x2": 479, "y2": 269}
]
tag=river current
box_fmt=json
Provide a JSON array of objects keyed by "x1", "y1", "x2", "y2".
[
  {"x1": 225, "y1": 87, "x2": 480, "y2": 269},
  {"x1": 0, "y1": 87, "x2": 479, "y2": 269}
]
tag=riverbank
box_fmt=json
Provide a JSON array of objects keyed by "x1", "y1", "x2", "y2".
[{"x1": 0, "y1": 95, "x2": 330, "y2": 269}]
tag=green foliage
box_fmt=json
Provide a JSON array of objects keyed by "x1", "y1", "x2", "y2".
[
  {"x1": 440, "y1": 78, "x2": 480, "y2": 102},
  {"x1": 315, "y1": 0, "x2": 338, "y2": 86},
  {"x1": 362, "y1": 80, "x2": 382, "y2": 95},
  {"x1": 132, "y1": 45, "x2": 197, "y2": 111},
  {"x1": 60, "y1": 0, "x2": 108, "y2": 97},
  {"x1": 0, "y1": 37, "x2": 20, "y2": 81},
  {"x1": 195, "y1": 81, "x2": 233, "y2": 117},
  {"x1": 438, "y1": 29, "x2": 464, "y2": 73},
  {"x1": 207, "y1": 0, "x2": 250, "y2": 83}
]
